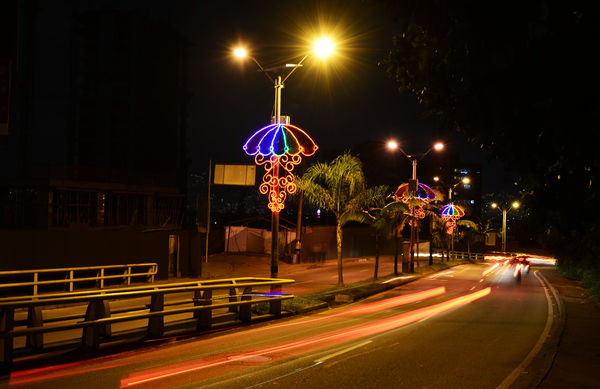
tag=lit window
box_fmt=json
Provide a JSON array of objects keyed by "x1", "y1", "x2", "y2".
[
  {"x1": 470, "y1": 200, "x2": 475, "y2": 204},
  {"x1": 463, "y1": 184, "x2": 471, "y2": 189}
]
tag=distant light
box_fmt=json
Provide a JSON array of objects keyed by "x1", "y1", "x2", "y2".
[
  {"x1": 512, "y1": 201, "x2": 520, "y2": 209},
  {"x1": 433, "y1": 176, "x2": 440, "y2": 182},
  {"x1": 491, "y1": 203, "x2": 498, "y2": 208},
  {"x1": 313, "y1": 37, "x2": 335, "y2": 58},
  {"x1": 386, "y1": 140, "x2": 398, "y2": 150},
  {"x1": 433, "y1": 142, "x2": 444, "y2": 151},
  {"x1": 462, "y1": 177, "x2": 470, "y2": 184},
  {"x1": 316, "y1": 209, "x2": 321, "y2": 218},
  {"x1": 233, "y1": 48, "x2": 247, "y2": 58}
]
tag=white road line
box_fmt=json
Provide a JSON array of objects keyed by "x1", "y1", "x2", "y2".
[
  {"x1": 314, "y1": 340, "x2": 373, "y2": 363},
  {"x1": 496, "y1": 270, "x2": 556, "y2": 389}
]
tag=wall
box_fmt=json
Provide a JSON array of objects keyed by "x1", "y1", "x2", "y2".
[{"x1": 0, "y1": 228, "x2": 170, "y2": 279}]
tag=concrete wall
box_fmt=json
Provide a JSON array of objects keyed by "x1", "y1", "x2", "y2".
[{"x1": 0, "y1": 228, "x2": 170, "y2": 278}]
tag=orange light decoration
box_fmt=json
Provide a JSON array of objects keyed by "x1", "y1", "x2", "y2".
[
  {"x1": 439, "y1": 203, "x2": 465, "y2": 234},
  {"x1": 394, "y1": 182, "x2": 437, "y2": 225},
  {"x1": 243, "y1": 123, "x2": 318, "y2": 213}
]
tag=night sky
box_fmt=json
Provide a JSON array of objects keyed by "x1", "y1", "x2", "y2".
[{"x1": 94, "y1": 0, "x2": 507, "y2": 192}]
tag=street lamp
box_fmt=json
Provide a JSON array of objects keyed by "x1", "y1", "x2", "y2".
[
  {"x1": 387, "y1": 140, "x2": 444, "y2": 273},
  {"x1": 491, "y1": 201, "x2": 520, "y2": 252},
  {"x1": 434, "y1": 176, "x2": 470, "y2": 260},
  {"x1": 235, "y1": 38, "x2": 335, "y2": 278}
]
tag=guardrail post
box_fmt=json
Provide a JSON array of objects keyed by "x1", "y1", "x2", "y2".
[
  {"x1": 148, "y1": 293, "x2": 165, "y2": 337},
  {"x1": 229, "y1": 281, "x2": 238, "y2": 313},
  {"x1": 69, "y1": 270, "x2": 74, "y2": 292},
  {"x1": 195, "y1": 289, "x2": 212, "y2": 330},
  {"x1": 0, "y1": 308, "x2": 14, "y2": 375},
  {"x1": 33, "y1": 273, "x2": 38, "y2": 296},
  {"x1": 125, "y1": 266, "x2": 131, "y2": 286},
  {"x1": 269, "y1": 285, "x2": 282, "y2": 315},
  {"x1": 82, "y1": 299, "x2": 111, "y2": 348},
  {"x1": 99, "y1": 268, "x2": 105, "y2": 289},
  {"x1": 26, "y1": 306, "x2": 43, "y2": 349},
  {"x1": 239, "y1": 287, "x2": 252, "y2": 322},
  {"x1": 149, "y1": 265, "x2": 156, "y2": 283}
]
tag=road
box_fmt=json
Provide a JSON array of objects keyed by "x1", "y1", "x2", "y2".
[{"x1": 4, "y1": 261, "x2": 554, "y2": 388}]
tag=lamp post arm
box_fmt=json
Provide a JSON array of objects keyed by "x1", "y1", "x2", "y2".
[
  {"x1": 249, "y1": 56, "x2": 275, "y2": 84},
  {"x1": 281, "y1": 54, "x2": 309, "y2": 84}
]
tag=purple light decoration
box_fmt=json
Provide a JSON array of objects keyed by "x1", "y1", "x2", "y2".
[
  {"x1": 243, "y1": 123, "x2": 318, "y2": 213},
  {"x1": 243, "y1": 123, "x2": 318, "y2": 157},
  {"x1": 439, "y1": 203, "x2": 465, "y2": 234},
  {"x1": 439, "y1": 203, "x2": 465, "y2": 218},
  {"x1": 394, "y1": 182, "x2": 437, "y2": 202}
]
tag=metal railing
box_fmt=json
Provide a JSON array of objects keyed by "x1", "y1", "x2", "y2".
[
  {"x1": 449, "y1": 251, "x2": 486, "y2": 261},
  {"x1": 0, "y1": 277, "x2": 294, "y2": 371},
  {"x1": 0, "y1": 263, "x2": 158, "y2": 296}
]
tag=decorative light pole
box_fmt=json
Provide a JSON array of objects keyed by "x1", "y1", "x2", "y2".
[
  {"x1": 387, "y1": 140, "x2": 444, "y2": 272},
  {"x1": 491, "y1": 201, "x2": 520, "y2": 252},
  {"x1": 235, "y1": 38, "x2": 334, "y2": 277},
  {"x1": 434, "y1": 176, "x2": 470, "y2": 259}
]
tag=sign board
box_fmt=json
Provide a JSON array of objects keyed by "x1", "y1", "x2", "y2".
[{"x1": 214, "y1": 164, "x2": 256, "y2": 186}]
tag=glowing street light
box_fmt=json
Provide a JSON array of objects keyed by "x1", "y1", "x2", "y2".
[
  {"x1": 491, "y1": 201, "x2": 520, "y2": 252},
  {"x1": 387, "y1": 139, "x2": 444, "y2": 273},
  {"x1": 235, "y1": 38, "x2": 335, "y2": 278}
]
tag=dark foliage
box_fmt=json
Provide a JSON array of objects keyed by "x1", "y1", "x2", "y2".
[{"x1": 379, "y1": 0, "x2": 600, "y2": 267}]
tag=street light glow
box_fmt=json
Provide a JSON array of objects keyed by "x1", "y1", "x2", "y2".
[
  {"x1": 462, "y1": 177, "x2": 470, "y2": 184},
  {"x1": 386, "y1": 140, "x2": 399, "y2": 150},
  {"x1": 433, "y1": 142, "x2": 444, "y2": 151},
  {"x1": 491, "y1": 202, "x2": 498, "y2": 208},
  {"x1": 233, "y1": 47, "x2": 247, "y2": 58},
  {"x1": 512, "y1": 201, "x2": 520, "y2": 209},
  {"x1": 313, "y1": 37, "x2": 335, "y2": 58}
]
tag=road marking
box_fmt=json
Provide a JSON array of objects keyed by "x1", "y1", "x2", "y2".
[
  {"x1": 382, "y1": 276, "x2": 415, "y2": 284},
  {"x1": 244, "y1": 362, "x2": 323, "y2": 389},
  {"x1": 496, "y1": 270, "x2": 556, "y2": 389},
  {"x1": 314, "y1": 340, "x2": 372, "y2": 363}
]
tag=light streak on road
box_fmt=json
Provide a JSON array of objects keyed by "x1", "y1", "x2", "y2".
[
  {"x1": 8, "y1": 287, "x2": 445, "y2": 386},
  {"x1": 482, "y1": 263, "x2": 500, "y2": 276},
  {"x1": 120, "y1": 287, "x2": 491, "y2": 387}
]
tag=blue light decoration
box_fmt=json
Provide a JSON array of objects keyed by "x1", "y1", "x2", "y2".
[
  {"x1": 439, "y1": 203, "x2": 465, "y2": 234},
  {"x1": 243, "y1": 123, "x2": 318, "y2": 213},
  {"x1": 394, "y1": 182, "x2": 437, "y2": 201},
  {"x1": 393, "y1": 182, "x2": 437, "y2": 222}
]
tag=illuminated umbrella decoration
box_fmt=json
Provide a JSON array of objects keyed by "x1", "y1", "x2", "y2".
[
  {"x1": 243, "y1": 123, "x2": 318, "y2": 213},
  {"x1": 394, "y1": 182, "x2": 437, "y2": 221},
  {"x1": 439, "y1": 203, "x2": 465, "y2": 234}
]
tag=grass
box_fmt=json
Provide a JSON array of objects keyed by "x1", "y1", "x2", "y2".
[
  {"x1": 558, "y1": 264, "x2": 600, "y2": 299},
  {"x1": 251, "y1": 259, "x2": 472, "y2": 315}
]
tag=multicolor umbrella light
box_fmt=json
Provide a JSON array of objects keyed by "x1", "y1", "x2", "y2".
[{"x1": 243, "y1": 123, "x2": 318, "y2": 213}]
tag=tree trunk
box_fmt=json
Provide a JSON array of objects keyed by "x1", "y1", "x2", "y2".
[
  {"x1": 336, "y1": 221, "x2": 343, "y2": 286},
  {"x1": 394, "y1": 228, "x2": 399, "y2": 275},
  {"x1": 374, "y1": 232, "x2": 380, "y2": 279}
]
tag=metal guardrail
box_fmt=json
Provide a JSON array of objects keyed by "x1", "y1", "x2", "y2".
[
  {"x1": 0, "y1": 277, "x2": 294, "y2": 372},
  {"x1": 449, "y1": 251, "x2": 486, "y2": 261},
  {"x1": 0, "y1": 263, "x2": 158, "y2": 296}
]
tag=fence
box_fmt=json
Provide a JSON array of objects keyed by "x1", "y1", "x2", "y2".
[
  {"x1": 0, "y1": 263, "x2": 158, "y2": 297},
  {"x1": 0, "y1": 277, "x2": 294, "y2": 372},
  {"x1": 446, "y1": 251, "x2": 486, "y2": 261}
]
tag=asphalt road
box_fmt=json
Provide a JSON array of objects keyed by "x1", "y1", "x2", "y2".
[{"x1": 4, "y1": 262, "x2": 553, "y2": 389}]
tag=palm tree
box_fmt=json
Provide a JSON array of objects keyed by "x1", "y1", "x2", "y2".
[
  {"x1": 367, "y1": 200, "x2": 409, "y2": 278},
  {"x1": 297, "y1": 152, "x2": 388, "y2": 286},
  {"x1": 457, "y1": 219, "x2": 495, "y2": 259}
]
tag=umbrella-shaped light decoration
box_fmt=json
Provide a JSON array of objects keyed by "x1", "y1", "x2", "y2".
[
  {"x1": 394, "y1": 182, "x2": 437, "y2": 221},
  {"x1": 439, "y1": 203, "x2": 465, "y2": 234},
  {"x1": 243, "y1": 123, "x2": 318, "y2": 213}
]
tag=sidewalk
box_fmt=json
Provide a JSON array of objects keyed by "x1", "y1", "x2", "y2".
[{"x1": 536, "y1": 269, "x2": 600, "y2": 389}]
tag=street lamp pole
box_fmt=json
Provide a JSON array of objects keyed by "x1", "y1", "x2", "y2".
[
  {"x1": 387, "y1": 141, "x2": 444, "y2": 273},
  {"x1": 236, "y1": 39, "x2": 334, "y2": 278},
  {"x1": 491, "y1": 201, "x2": 519, "y2": 252}
]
